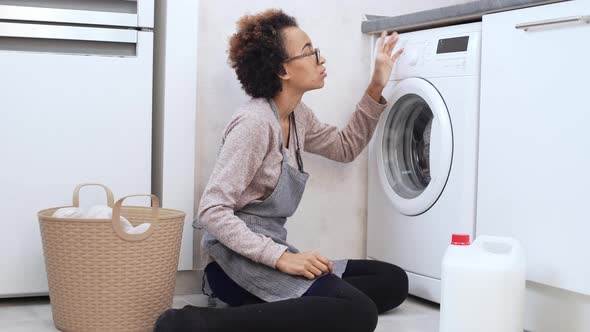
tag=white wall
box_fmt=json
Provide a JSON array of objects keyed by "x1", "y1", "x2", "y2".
[{"x1": 193, "y1": 0, "x2": 473, "y2": 266}]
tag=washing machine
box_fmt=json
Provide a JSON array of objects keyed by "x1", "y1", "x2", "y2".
[{"x1": 367, "y1": 22, "x2": 481, "y2": 303}]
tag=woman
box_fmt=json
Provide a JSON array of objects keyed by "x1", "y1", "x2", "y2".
[{"x1": 155, "y1": 9, "x2": 405, "y2": 332}]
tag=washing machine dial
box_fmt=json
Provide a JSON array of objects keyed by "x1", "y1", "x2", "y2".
[
  {"x1": 407, "y1": 51, "x2": 419, "y2": 66},
  {"x1": 403, "y1": 42, "x2": 425, "y2": 66}
]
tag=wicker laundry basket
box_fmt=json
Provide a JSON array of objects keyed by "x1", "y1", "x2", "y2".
[{"x1": 37, "y1": 183, "x2": 185, "y2": 332}]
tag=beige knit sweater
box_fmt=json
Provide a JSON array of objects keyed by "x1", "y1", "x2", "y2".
[{"x1": 196, "y1": 92, "x2": 387, "y2": 269}]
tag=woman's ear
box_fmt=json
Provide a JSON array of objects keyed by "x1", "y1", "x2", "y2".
[{"x1": 277, "y1": 64, "x2": 290, "y2": 81}]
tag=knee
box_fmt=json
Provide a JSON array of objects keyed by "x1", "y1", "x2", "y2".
[
  {"x1": 381, "y1": 264, "x2": 409, "y2": 312},
  {"x1": 153, "y1": 308, "x2": 185, "y2": 332},
  {"x1": 346, "y1": 293, "x2": 378, "y2": 332}
]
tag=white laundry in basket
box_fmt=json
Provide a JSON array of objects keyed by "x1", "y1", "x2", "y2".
[{"x1": 52, "y1": 205, "x2": 151, "y2": 234}]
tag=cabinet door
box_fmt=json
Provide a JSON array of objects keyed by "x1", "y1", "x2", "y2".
[
  {"x1": 0, "y1": 28, "x2": 153, "y2": 296},
  {"x1": 477, "y1": 1, "x2": 590, "y2": 295}
]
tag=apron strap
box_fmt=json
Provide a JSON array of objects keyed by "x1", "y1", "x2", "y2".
[
  {"x1": 290, "y1": 112, "x2": 304, "y2": 172},
  {"x1": 268, "y1": 98, "x2": 305, "y2": 172}
]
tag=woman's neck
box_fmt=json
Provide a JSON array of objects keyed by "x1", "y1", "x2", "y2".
[{"x1": 273, "y1": 88, "x2": 303, "y2": 122}]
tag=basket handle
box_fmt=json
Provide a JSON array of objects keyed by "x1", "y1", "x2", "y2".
[
  {"x1": 72, "y1": 183, "x2": 115, "y2": 207},
  {"x1": 111, "y1": 194, "x2": 159, "y2": 242}
]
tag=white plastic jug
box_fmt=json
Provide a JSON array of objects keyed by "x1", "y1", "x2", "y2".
[{"x1": 439, "y1": 234, "x2": 526, "y2": 332}]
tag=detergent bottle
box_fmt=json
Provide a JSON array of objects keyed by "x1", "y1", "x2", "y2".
[{"x1": 439, "y1": 234, "x2": 526, "y2": 332}]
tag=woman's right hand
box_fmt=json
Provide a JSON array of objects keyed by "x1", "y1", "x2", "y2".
[{"x1": 275, "y1": 251, "x2": 334, "y2": 280}]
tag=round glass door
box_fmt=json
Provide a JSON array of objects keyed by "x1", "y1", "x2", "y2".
[
  {"x1": 376, "y1": 78, "x2": 453, "y2": 216},
  {"x1": 383, "y1": 94, "x2": 433, "y2": 199}
]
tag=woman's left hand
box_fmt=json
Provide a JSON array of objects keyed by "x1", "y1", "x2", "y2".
[{"x1": 367, "y1": 31, "x2": 404, "y2": 100}]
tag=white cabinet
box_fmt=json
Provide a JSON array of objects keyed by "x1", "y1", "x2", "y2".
[
  {"x1": 0, "y1": 2, "x2": 154, "y2": 297},
  {"x1": 153, "y1": 0, "x2": 199, "y2": 271},
  {"x1": 477, "y1": 1, "x2": 590, "y2": 295}
]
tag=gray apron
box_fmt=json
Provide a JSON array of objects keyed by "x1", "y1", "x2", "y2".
[{"x1": 199, "y1": 99, "x2": 348, "y2": 303}]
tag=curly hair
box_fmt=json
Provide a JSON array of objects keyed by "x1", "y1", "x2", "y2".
[{"x1": 228, "y1": 9, "x2": 298, "y2": 99}]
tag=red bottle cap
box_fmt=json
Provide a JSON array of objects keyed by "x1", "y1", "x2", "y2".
[{"x1": 451, "y1": 234, "x2": 471, "y2": 245}]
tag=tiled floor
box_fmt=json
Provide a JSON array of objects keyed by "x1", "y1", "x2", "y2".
[{"x1": 0, "y1": 294, "x2": 440, "y2": 331}]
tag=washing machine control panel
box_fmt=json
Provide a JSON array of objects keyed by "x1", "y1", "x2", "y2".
[{"x1": 373, "y1": 26, "x2": 481, "y2": 80}]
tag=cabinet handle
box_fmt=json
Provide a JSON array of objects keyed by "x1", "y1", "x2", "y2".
[
  {"x1": 0, "y1": 22, "x2": 137, "y2": 43},
  {"x1": 515, "y1": 15, "x2": 590, "y2": 31}
]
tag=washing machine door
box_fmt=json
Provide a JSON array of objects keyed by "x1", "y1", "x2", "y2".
[{"x1": 376, "y1": 77, "x2": 453, "y2": 216}]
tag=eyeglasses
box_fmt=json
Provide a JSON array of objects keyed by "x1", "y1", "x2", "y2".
[{"x1": 284, "y1": 48, "x2": 321, "y2": 65}]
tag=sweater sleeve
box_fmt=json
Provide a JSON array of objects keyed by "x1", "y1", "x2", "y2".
[
  {"x1": 197, "y1": 115, "x2": 288, "y2": 269},
  {"x1": 302, "y1": 92, "x2": 388, "y2": 162}
]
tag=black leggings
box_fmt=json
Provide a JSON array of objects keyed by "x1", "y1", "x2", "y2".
[{"x1": 154, "y1": 259, "x2": 408, "y2": 332}]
